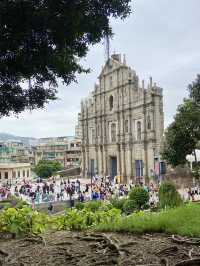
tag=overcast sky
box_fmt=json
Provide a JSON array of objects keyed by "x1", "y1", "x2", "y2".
[{"x1": 0, "y1": 0, "x2": 200, "y2": 138}]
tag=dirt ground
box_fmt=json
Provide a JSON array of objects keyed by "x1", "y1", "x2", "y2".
[{"x1": 0, "y1": 231, "x2": 200, "y2": 266}]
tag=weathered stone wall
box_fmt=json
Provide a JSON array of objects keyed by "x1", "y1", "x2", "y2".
[{"x1": 80, "y1": 54, "x2": 164, "y2": 183}]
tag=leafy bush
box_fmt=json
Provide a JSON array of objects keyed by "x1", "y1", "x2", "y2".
[
  {"x1": 9, "y1": 196, "x2": 28, "y2": 209},
  {"x1": 123, "y1": 200, "x2": 136, "y2": 214},
  {"x1": 56, "y1": 209, "x2": 86, "y2": 231},
  {"x1": 0, "y1": 207, "x2": 49, "y2": 235},
  {"x1": 159, "y1": 181, "x2": 183, "y2": 209},
  {"x1": 55, "y1": 207, "x2": 121, "y2": 230},
  {"x1": 0, "y1": 202, "x2": 12, "y2": 210},
  {"x1": 99, "y1": 202, "x2": 113, "y2": 212},
  {"x1": 75, "y1": 202, "x2": 85, "y2": 210},
  {"x1": 0, "y1": 196, "x2": 28, "y2": 210},
  {"x1": 84, "y1": 200, "x2": 102, "y2": 212},
  {"x1": 110, "y1": 197, "x2": 127, "y2": 210},
  {"x1": 129, "y1": 187, "x2": 149, "y2": 210}
]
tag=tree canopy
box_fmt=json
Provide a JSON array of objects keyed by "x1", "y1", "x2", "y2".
[
  {"x1": 33, "y1": 160, "x2": 63, "y2": 179},
  {"x1": 162, "y1": 75, "x2": 200, "y2": 167},
  {"x1": 0, "y1": 0, "x2": 131, "y2": 117},
  {"x1": 188, "y1": 74, "x2": 200, "y2": 107}
]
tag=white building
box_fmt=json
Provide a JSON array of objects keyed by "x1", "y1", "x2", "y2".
[{"x1": 0, "y1": 162, "x2": 31, "y2": 185}]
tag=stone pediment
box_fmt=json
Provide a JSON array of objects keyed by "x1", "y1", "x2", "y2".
[{"x1": 98, "y1": 54, "x2": 124, "y2": 78}]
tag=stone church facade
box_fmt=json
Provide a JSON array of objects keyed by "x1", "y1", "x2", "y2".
[{"x1": 80, "y1": 54, "x2": 164, "y2": 183}]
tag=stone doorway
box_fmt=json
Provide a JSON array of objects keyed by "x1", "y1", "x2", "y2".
[{"x1": 110, "y1": 156, "x2": 117, "y2": 179}]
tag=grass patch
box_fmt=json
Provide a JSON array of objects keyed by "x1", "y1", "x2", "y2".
[{"x1": 95, "y1": 203, "x2": 200, "y2": 237}]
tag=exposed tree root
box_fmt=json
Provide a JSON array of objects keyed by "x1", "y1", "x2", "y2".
[
  {"x1": 160, "y1": 258, "x2": 169, "y2": 266},
  {"x1": 175, "y1": 258, "x2": 200, "y2": 266},
  {"x1": 0, "y1": 249, "x2": 8, "y2": 257},
  {"x1": 93, "y1": 257, "x2": 118, "y2": 266},
  {"x1": 16, "y1": 236, "x2": 44, "y2": 246},
  {"x1": 119, "y1": 241, "x2": 138, "y2": 247},
  {"x1": 87, "y1": 233, "x2": 105, "y2": 238},
  {"x1": 0, "y1": 232, "x2": 15, "y2": 240},
  {"x1": 1, "y1": 232, "x2": 200, "y2": 266},
  {"x1": 54, "y1": 241, "x2": 73, "y2": 245},
  {"x1": 156, "y1": 245, "x2": 179, "y2": 255},
  {"x1": 188, "y1": 248, "x2": 194, "y2": 259},
  {"x1": 102, "y1": 234, "x2": 121, "y2": 255},
  {"x1": 79, "y1": 236, "x2": 104, "y2": 242},
  {"x1": 172, "y1": 235, "x2": 200, "y2": 245},
  {"x1": 137, "y1": 264, "x2": 160, "y2": 266}
]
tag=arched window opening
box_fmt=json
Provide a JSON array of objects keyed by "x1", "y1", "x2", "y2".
[
  {"x1": 147, "y1": 115, "x2": 151, "y2": 130},
  {"x1": 125, "y1": 119, "x2": 129, "y2": 133},
  {"x1": 109, "y1": 76, "x2": 113, "y2": 87},
  {"x1": 111, "y1": 123, "x2": 116, "y2": 142},
  {"x1": 97, "y1": 124, "x2": 100, "y2": 137},
  {"x1": 91, "y1": 129, "x2": 95, "y2": 144},
  {"x1": 109, "y1": 95, "x2": 113, "y2": 111},
  {"x1": 137, "y1": 121, "x2": 142, "y2": 140}
]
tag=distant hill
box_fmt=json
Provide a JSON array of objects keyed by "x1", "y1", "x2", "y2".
[
  {"x1": 0, "y1": 133, "x2": 75, "y2": 146},
  {"x1": 0, "y1": 132, "x2": 38, "y2": 146}
]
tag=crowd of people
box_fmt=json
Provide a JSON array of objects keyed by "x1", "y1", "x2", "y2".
[
  {"x1": 0, "y1": 177, "x2": 87, "y2": 205},
  {"x1": 90, "y1": 175, "x2": 129, "y2": 200},
  {"x1": 0, "y1": 174, "x2": 200, "y2": 208},
  {"x1": 90, "y1": 175, "x2": 159, "y2": 207}
]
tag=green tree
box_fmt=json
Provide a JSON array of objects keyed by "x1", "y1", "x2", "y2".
[
  {"x1": 0, "y1": 1, "x2": 131, "y2": 117},
  {"x1": 34, "y1": 160, "x2": 63, "y2": 178},
  {"x1": 159, "y1": 182, "x2": 183, "y2": 209},
  {"x1": 162, "y1": 99, "x2": 200, "y2": 167},
  {"x1": 188, "y1": 74, "x2": 200, "y2": 107}
]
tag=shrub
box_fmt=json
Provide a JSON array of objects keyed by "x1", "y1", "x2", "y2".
[
  {"x1": 0, "y1": 196, "x2": 28, "y2": 209},
  {"x1": 55, "y1": 207, "x2": 121, "y2": 230},
  {"x1": 1, "y1": 202, "x2": 12, "y2": 210},
  {"x1": 159, "y1": 181, "x2": 183, "y2": 209},
  {"x1": 110, "y1": 197, "x2": 127, "y2": 210},
  {"x1": 123, "y1": 200, "x2": 136, "y2": 214},
  {"x1": 75, "y1": 202, "x2": 85, "y2": 211},
  {"x1": 129, "y1": 187, "x2": 149, "y2": 210},
  {"x1": 0, "y1": 207, "x2": 49, "y2": 235},
  {"x1": 84, "y1": 200, "x2": 102, "y2": 212},
  {"x1": 56, "y1": 209, "x2": 86, "y2": 231},
  {"x1": 99, "y1": 202, "x2": 113, "y2": 212}
]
